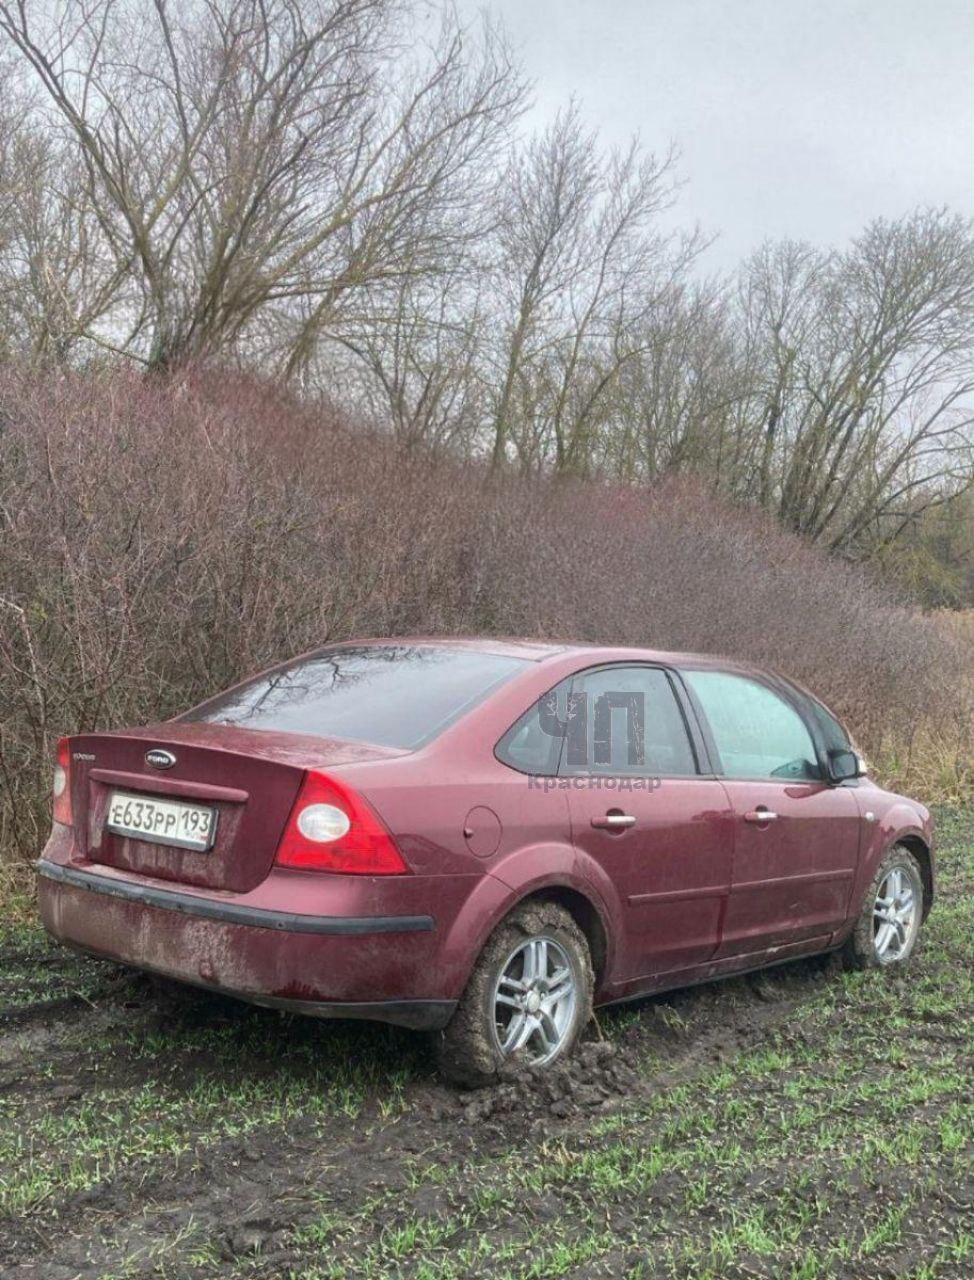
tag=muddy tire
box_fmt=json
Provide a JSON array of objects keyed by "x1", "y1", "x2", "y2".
[
  {"x1": 842, "y1": 844, "x2": 924, "y2": 971},
  {"x1": 435, "y1": 901, "x2": 594, "y2": 1088}
]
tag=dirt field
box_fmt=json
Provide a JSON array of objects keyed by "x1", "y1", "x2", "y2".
[{"x1": 1, "y1": 809, "x2": 972, "y2": 1280}]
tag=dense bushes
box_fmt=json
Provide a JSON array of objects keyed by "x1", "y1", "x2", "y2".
[{"x1": 0, "y1": 366, "x2": 970, "y2": 866}]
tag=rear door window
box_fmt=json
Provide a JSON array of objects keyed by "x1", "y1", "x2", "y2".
[
  {"x1": 495, "y1": 676, "x2": 575, "y2": 775},
  {"x1": 683, "y1": 669, "x2": 821, "y2": 781},
  {"x1": 184, "y1": 645, "x2": 529, "y2": 749},
  {"x1": 563, "y1": 665, "x2": 698, "y2": 777}
]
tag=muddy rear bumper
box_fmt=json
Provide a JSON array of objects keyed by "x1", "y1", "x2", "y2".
[
  {"x1": 36, "y1": 858, "x2": 457, "y2": 1030},
  {"x1": 39, "y1": 859, "x2": 435, "y2": 934}
]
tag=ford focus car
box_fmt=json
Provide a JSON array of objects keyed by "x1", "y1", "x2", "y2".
[{"x1": 38, "y1": 639, "x2": 934, "y2": 1084}]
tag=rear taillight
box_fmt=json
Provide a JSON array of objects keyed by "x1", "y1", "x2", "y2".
[
  {"x1": 53, "y1": 737, "x2": 72, "y2": 826},
  {"x1": 275, "y1": 771, "x2": 409, "y2": 875}
]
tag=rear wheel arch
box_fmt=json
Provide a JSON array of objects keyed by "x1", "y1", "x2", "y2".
[
  {"x1": 444, "y1": 872, "x2": 614, "y2": 1003},
  {"x1": 522, "y1": 886, "x2": 609, "y2": 988}
]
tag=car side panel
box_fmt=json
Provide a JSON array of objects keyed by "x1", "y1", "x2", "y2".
[
  {"x1": 566, "y1": 779, "x2": 733, "y2": 980},
  {"x1": 714, "y1": 780, "x2": 861, "y2": 957}
]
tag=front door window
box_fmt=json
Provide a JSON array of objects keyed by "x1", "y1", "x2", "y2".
[{"x1": 683, "y1": 670, "x2": 820, "y2": 781}]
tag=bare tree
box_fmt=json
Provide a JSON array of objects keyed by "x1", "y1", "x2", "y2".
[
  {"x1": 332, "y1": 268, "x2": 487, "y2": 450},
  {"x1": 0, "y1": 127, "x2": 124, "y2": 364},
  {"x1": 0, "y1": 0, "x2": 525, "y2": 372},
  {"x1": 485, "y1": 106, "x2": 700, "y2": 474},
  {"x1": 603, "y1": 280, "x2": 747, "y2": 483},
  {"x1": 736, "y1": 210, "x2": 974, "y2": 552},
  {"x1": 0, "y1": 75, "x2": 21, "y2": 361}
]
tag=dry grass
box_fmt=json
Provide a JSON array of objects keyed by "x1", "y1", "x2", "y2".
[
  {"x1": 0, "y1": 860, "x2": 35, "y2": 923},
  {"x1": 873, "y1": 730, "x2": 974, "y2": 806},
  {"x1": 883, "y1": 610, "x2": 974, "y2": 802}
]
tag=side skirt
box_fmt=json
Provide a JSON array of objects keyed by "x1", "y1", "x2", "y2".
[{"x1": 597, "y1": 934, "x2": 836, "y2": 1009}]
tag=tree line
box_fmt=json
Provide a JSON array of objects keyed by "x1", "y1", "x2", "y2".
[{"x1": 1, "y1": 0, "x2": 973, "y2": 597}]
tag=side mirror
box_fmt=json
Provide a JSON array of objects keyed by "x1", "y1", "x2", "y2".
[{"x1": 827, "y1": 748, "x2": 866, "y2": 783}]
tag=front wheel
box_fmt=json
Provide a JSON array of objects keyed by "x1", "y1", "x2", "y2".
[
  {"x1": 435, "y1": 901, "x2": 594, "y2": 1087},
  {"x1": 843, "y1": 844, "x2": 924, "y2": 970}
]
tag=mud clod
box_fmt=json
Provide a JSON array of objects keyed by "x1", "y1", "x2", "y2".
[{"x1": 456, "y1": 1039, "x2": 644, "y2": 1123}]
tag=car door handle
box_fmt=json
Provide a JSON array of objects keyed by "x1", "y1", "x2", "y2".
[
  {"x1": 743, "y1": 808, "x2": 778, "y2": 824},
  {"x1": 591, "y1": 813, "x2": 637, "y2": 831}
]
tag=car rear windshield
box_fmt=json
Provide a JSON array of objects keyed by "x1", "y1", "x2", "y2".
[{"x1": 182, "y1": 645, "x2": 529, "y2": 749}]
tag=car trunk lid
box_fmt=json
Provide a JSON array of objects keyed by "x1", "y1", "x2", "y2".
[{"x1": 68, "y1": 722, "x2": 406, "y2": 893}]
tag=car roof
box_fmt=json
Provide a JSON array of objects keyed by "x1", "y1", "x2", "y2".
[
  {"x1": 335, "y1": 635, "x2": 765, "y2": 674},
  {"x1": 329, "y1": 636, "x2": 571, "y2": 661}
]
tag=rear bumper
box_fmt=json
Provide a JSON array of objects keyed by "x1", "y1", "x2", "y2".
[
  {"x1": 37, "y1": 858, "x2": 457, "y2": 1029},
  {"x1": 38, "y1": 860, "x2": 434, "y2": 934}
]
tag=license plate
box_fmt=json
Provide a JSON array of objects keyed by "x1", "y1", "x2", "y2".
[{"x1": 106, "y1": 791, "x2": 217, "y2": 852}]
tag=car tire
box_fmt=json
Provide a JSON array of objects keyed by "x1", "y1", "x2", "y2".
[
  {"x1": 842, "y1": 844, "x2": 924, "y2": 970},
  {"x1": 435, "y1": 900, "x2": 594, "y2": 1087}
]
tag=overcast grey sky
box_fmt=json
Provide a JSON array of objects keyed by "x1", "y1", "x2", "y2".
[{"x1": 455, "y1": 0, "x2": 974, "y2": 268}]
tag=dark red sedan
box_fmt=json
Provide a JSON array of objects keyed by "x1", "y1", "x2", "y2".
[{"x1": 39, "y1": 639, "x2": 934, "y2": 1083}]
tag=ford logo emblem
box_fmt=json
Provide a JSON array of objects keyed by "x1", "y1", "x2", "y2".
[{"x1": 145, "y1": 748, "x2": 177, "y2": 770}]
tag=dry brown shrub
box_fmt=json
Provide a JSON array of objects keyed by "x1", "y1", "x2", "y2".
[{"x1": 0, "y1": 365, "x2": 969, "y2": 871}]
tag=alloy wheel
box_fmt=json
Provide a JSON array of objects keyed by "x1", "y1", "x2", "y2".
[
  {"x1": 873, "y1": 865, "x2": 919, "y2": 963},
  {"x1": 491, "y1": 935, "x2": 577, "y2": 1064}
]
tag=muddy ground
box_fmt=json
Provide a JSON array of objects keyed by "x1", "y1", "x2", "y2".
[{"x1": 1, "y1": 807, "x2": 971, "y2": 1280}]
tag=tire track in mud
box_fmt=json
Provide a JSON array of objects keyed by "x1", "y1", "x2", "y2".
[{"x1": 0, "y1": 961, "x2": 842, "y2": 1278}]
